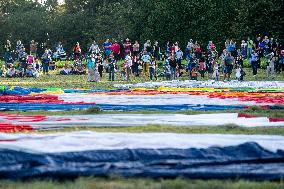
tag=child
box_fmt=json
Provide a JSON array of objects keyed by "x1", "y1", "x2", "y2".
[
  {"x1": 87, "y1": 54, "x2": 95, "y2": 82},
  {"x1": 164, "y1": 59, "x2": 171, "y2": 80},
  {"x1": 121, "y1": 62, "x2": 127, "y2": 80},
  {"x1": 198, "y1": 53, "x2": 206, "y2": 78},
  {"x1": 212, "y1": 60, "x2": 219, "y2": 81},
  {"x1": 6, "y1": 64, "x2": 16, "y2": 78},
  {"x1": 235, "y1": 64, "x2": 245, "y2": 81},
  {"x1": 149, "y1": 57, "x2": 156, "y2": 80},
  {"x1": 190, "y1": 67, "x2": 198, "y2": 80}
]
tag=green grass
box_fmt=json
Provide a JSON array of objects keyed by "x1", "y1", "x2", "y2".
[
  {"x1": 5, "y1": 107, "x2": 284, "y2": 118},
  {"x1": 0, "y1": 177, "x2": 283, "y2": 189}
]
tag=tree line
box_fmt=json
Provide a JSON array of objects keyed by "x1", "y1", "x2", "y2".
[{"x1": 0, "y1": 0, "x2": 283, "y2": 55}]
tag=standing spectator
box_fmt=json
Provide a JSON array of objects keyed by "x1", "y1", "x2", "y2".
[
  {"x1": 103, "y1": 39, "x2": 112, "y2": 58},
  {"x1": 132, "y1": 41, "x2": 140, "y2": 57},
  {"x1": 110, "y1": 41, "x2": 121, "y2": 61},
  {"x1": 247, "y1": 37, "x2": 254, "y2": 58},
  {"x1": 152, "y1": 41, "x2": 160, "y2": 60},
  {"x1": 212, "y1": 60, "x2": 219, "y2": 81},
  {"x1": 144, "y1": 40, "x2": 151, "y2": 51},
  {"x1": 4, "y1": 40, "x2": 13, "y2": 67},
  {"x1": 241, "y1": 40, "x2": 247, "y2": 58},
  {"x1": 165, "y1": 41, "x2": 170, "y2": 57},
  {"x1": 41, "y1": 50, "x2": 51, "y2": 75},
  {"x1": 19, "y1": 47, "x2": 28, "y2": 74},
  {"x1": 263, "y1": 36, "x2": 270, "y2": 56},
  {"x1": 132, "y1": 55, "x2": 139, "y2": 77},
  {"x1": 141, "y1": 51, "x2": 151, "y2": 76},
  {"x1": 163, "y1": 58, "x2": 171, "y2": 80},
  {"x1": 266, "y1": 52, "x2": 275, "y2": 78},
  {"x1": 97, "y1": 53, "x2": 104, "y2": 78},
  {"x1": 250, "y1": 50, "x2": 258, "y2": 77},
  {"x1": 123, "y1": 38, "x2": 132, "y2": 57},
  {"x1": 169, "y1": 55, "x2": 177, "y2": 80},
  {"x1": 15, "y1": 40, "x2": 24, "y2": 61},
  {"x1": 108, "y1": 54, "x2": 116, "y2": 81},
  {"x1": 149, "y1": 57, "x2": 157, "y2": 80},
  {"x1": 175, "y1": 48, "x2": 183, "y2": 77},
  {"x1": 87, "y1": 53, "x2": 96, "y2": 82},
  {"x1": 30, "y1": 40, "x2": 38, "y2": 58},
  {"x1": 224, "y1": 52, "x2": 234, "y2": 81},
  {"x1": 73, "y1": 42, "x2": 81, "y2": 60},
  {"x1": 125, "y1": 52, "x2": 132, "y2": 81},
  {"x1": 199, "y1": 53, "x2": 206, "y2": 78},
  {"x1": 277, "y1": 50, "x2": 284, "y2": 73},
  {"x1": 89, "y1": 41, "x2": 100, "y2": 54},
  {"x1": 186, "y1": 39, "x2": 194, "y2": 56},
  {"x1": 187, "y1": 53, "x2": 197, "y2": 80}
]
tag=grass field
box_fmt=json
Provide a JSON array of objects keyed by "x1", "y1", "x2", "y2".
[
  {"x1": 0, "y1": 65, "x2": 283, "y2": 188},
  {"x1": 1, "y1": 178, "x2": 284, "y2": 189}
]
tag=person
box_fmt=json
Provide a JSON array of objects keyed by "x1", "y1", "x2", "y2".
[
  {"x1": 190, "y1": 67, "x2": 198, "y2": 80},
  {"x1": 276, "y1": 50, "x2": 284, "y2": 73},
  {"x1": 103, "y1": 39, "x2": 112, "y2": 58},
  {"x1": 15, "y1": 40, "x2": 24, "y2": 61},
  {"x1": 198, "y1": 53, "x2": 206, "y2": 78},
  {"x1": 212, "y1": 60, "x2": 219, "y2": 81},
  {"x1": 141, "y1": 51, "x2": 151, "y2": 76},
  {"x1": 224, "y1": 52, "x2": 234, "y2": 81},
  {"x1": 73, "y1": 42, "x2": 81, "y2": 60},
  {"x1": 152, "y1": 41, "x2": 160, "y2": 60},
  {"x1": 87, "y1": 54, "x2": 96, "y2": 81},
  {"x1": 111, "y1": 41, "x2": 121, "y2": 61},
  {"x1": 250, "y1": 50, "x2": 258, "y2": 77},
  {"x1": 169, "y1": 55, "x2": 177, "y2": 80},
  {"x1": 59, "y1": 63, "x2": 71, "y2": 75},
  {"x1": 163, "y1": 58, "x2": 171, "y2": 80},
  {"x1": 123, "y1": 38, "x2": 132, "y2": 57},
  {"x1": 30, "y1": 40, "x2": 38, "y2": 58},
  {"x1": 97, "y1": 53, "x2": 104, "y2": 78},
  {"x1": 125, "y1": 53, "x2": 132, "y2": 81},
  {"x1": 241, "y1": 40, "x2": 247, "y2": 58},
  {"x1": 1, "y1": 65, "x2": 7, "y2": 77},
  {"x1": 26, "y1": 64, "x2": 39, "y2": 78},
  {"x1": 175, "y1": 48, "x2": 183, "y2": 77},
  {"x1": 149, "y1": 57, "x2": 156, "y2": 80},
  {"x1": 108, "y1": 54, "x2": 116, "y2": 81},
  {"x1": 247, "y1": 37, "x2": 254, "y2": 58},
  {"x1": 89, "y1": 41, "x2": 100, "y2": 54},
  {"x1": 187, "y1": 53, "x2": 197, "y2": 79},
  {"x1": 132, "y1": 55, "x2": 139, "y2": 77},
  {"x1": 41, "y1": 50, "x2": 51, "y2": 75},
  {"x1": 235, "y1": 55, "x2": 243, "y2": 67},
  {"x1": 235, "y1": 64, "x2": 245, "y2": 81},
  {"x1": 19, "y1": 47, "x2": 28, "y2": 74},
  {"x1": 4, "y1": 40, "x2": 13, "y2": 67},
  {"x1": 144, "y1": 40, "x2": 151, "y2": 51},
  {"x1": 132, "y1": 41, "x2": 140, "y2": 57},
  {"x1": 6, "y1": 64, "x2": 16, "y2": 78},
  {"x1": 266, "y1": 52, "x2": 275, "y2": 78}
]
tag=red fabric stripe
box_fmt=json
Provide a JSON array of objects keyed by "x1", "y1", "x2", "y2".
[
  {"x1": 269, "y1": 118, "x2": 284, "y2": 122},
  {"x1": 0, "y1": 122, "x2": 33, "y2": 132},
  {"x1": 238, "y1": 113, "x2": 258, "y2": 118}
]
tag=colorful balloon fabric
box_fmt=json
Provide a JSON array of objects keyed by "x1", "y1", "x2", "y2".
[{"x1": 0, "y1": 85, "x2": 283, "y2": 112}]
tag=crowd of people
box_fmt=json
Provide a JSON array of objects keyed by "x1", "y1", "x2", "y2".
[{"x1": 1, "y1": 36, "x2": 283, "y2": 81}]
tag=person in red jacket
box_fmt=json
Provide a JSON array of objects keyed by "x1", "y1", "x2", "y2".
[{"x1": 110, "y1": 41, "x2": 121, "y2": 61}]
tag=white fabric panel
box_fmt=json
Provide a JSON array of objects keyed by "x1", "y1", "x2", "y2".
[
  {"x1": 114, "y1": 80, "x2": 284, "y2": 89},
  {"x1": 0, "y1": 132, "x2": 283, "y2": 153},
  {"x1": 59, "y1": 94, "x2": 267, "y2": 106},
  {"x1": 0, "y1": 113, "x2": 283, "y2": 129}
]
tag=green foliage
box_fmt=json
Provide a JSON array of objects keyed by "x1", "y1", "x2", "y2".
[{"x1": 0, "y1": 0, "x2": 283, "y2": 52}]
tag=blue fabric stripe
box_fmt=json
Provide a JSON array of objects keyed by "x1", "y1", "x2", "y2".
[{"x1": 0, "y1": 142, "x2": 283, "y2": 180}]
